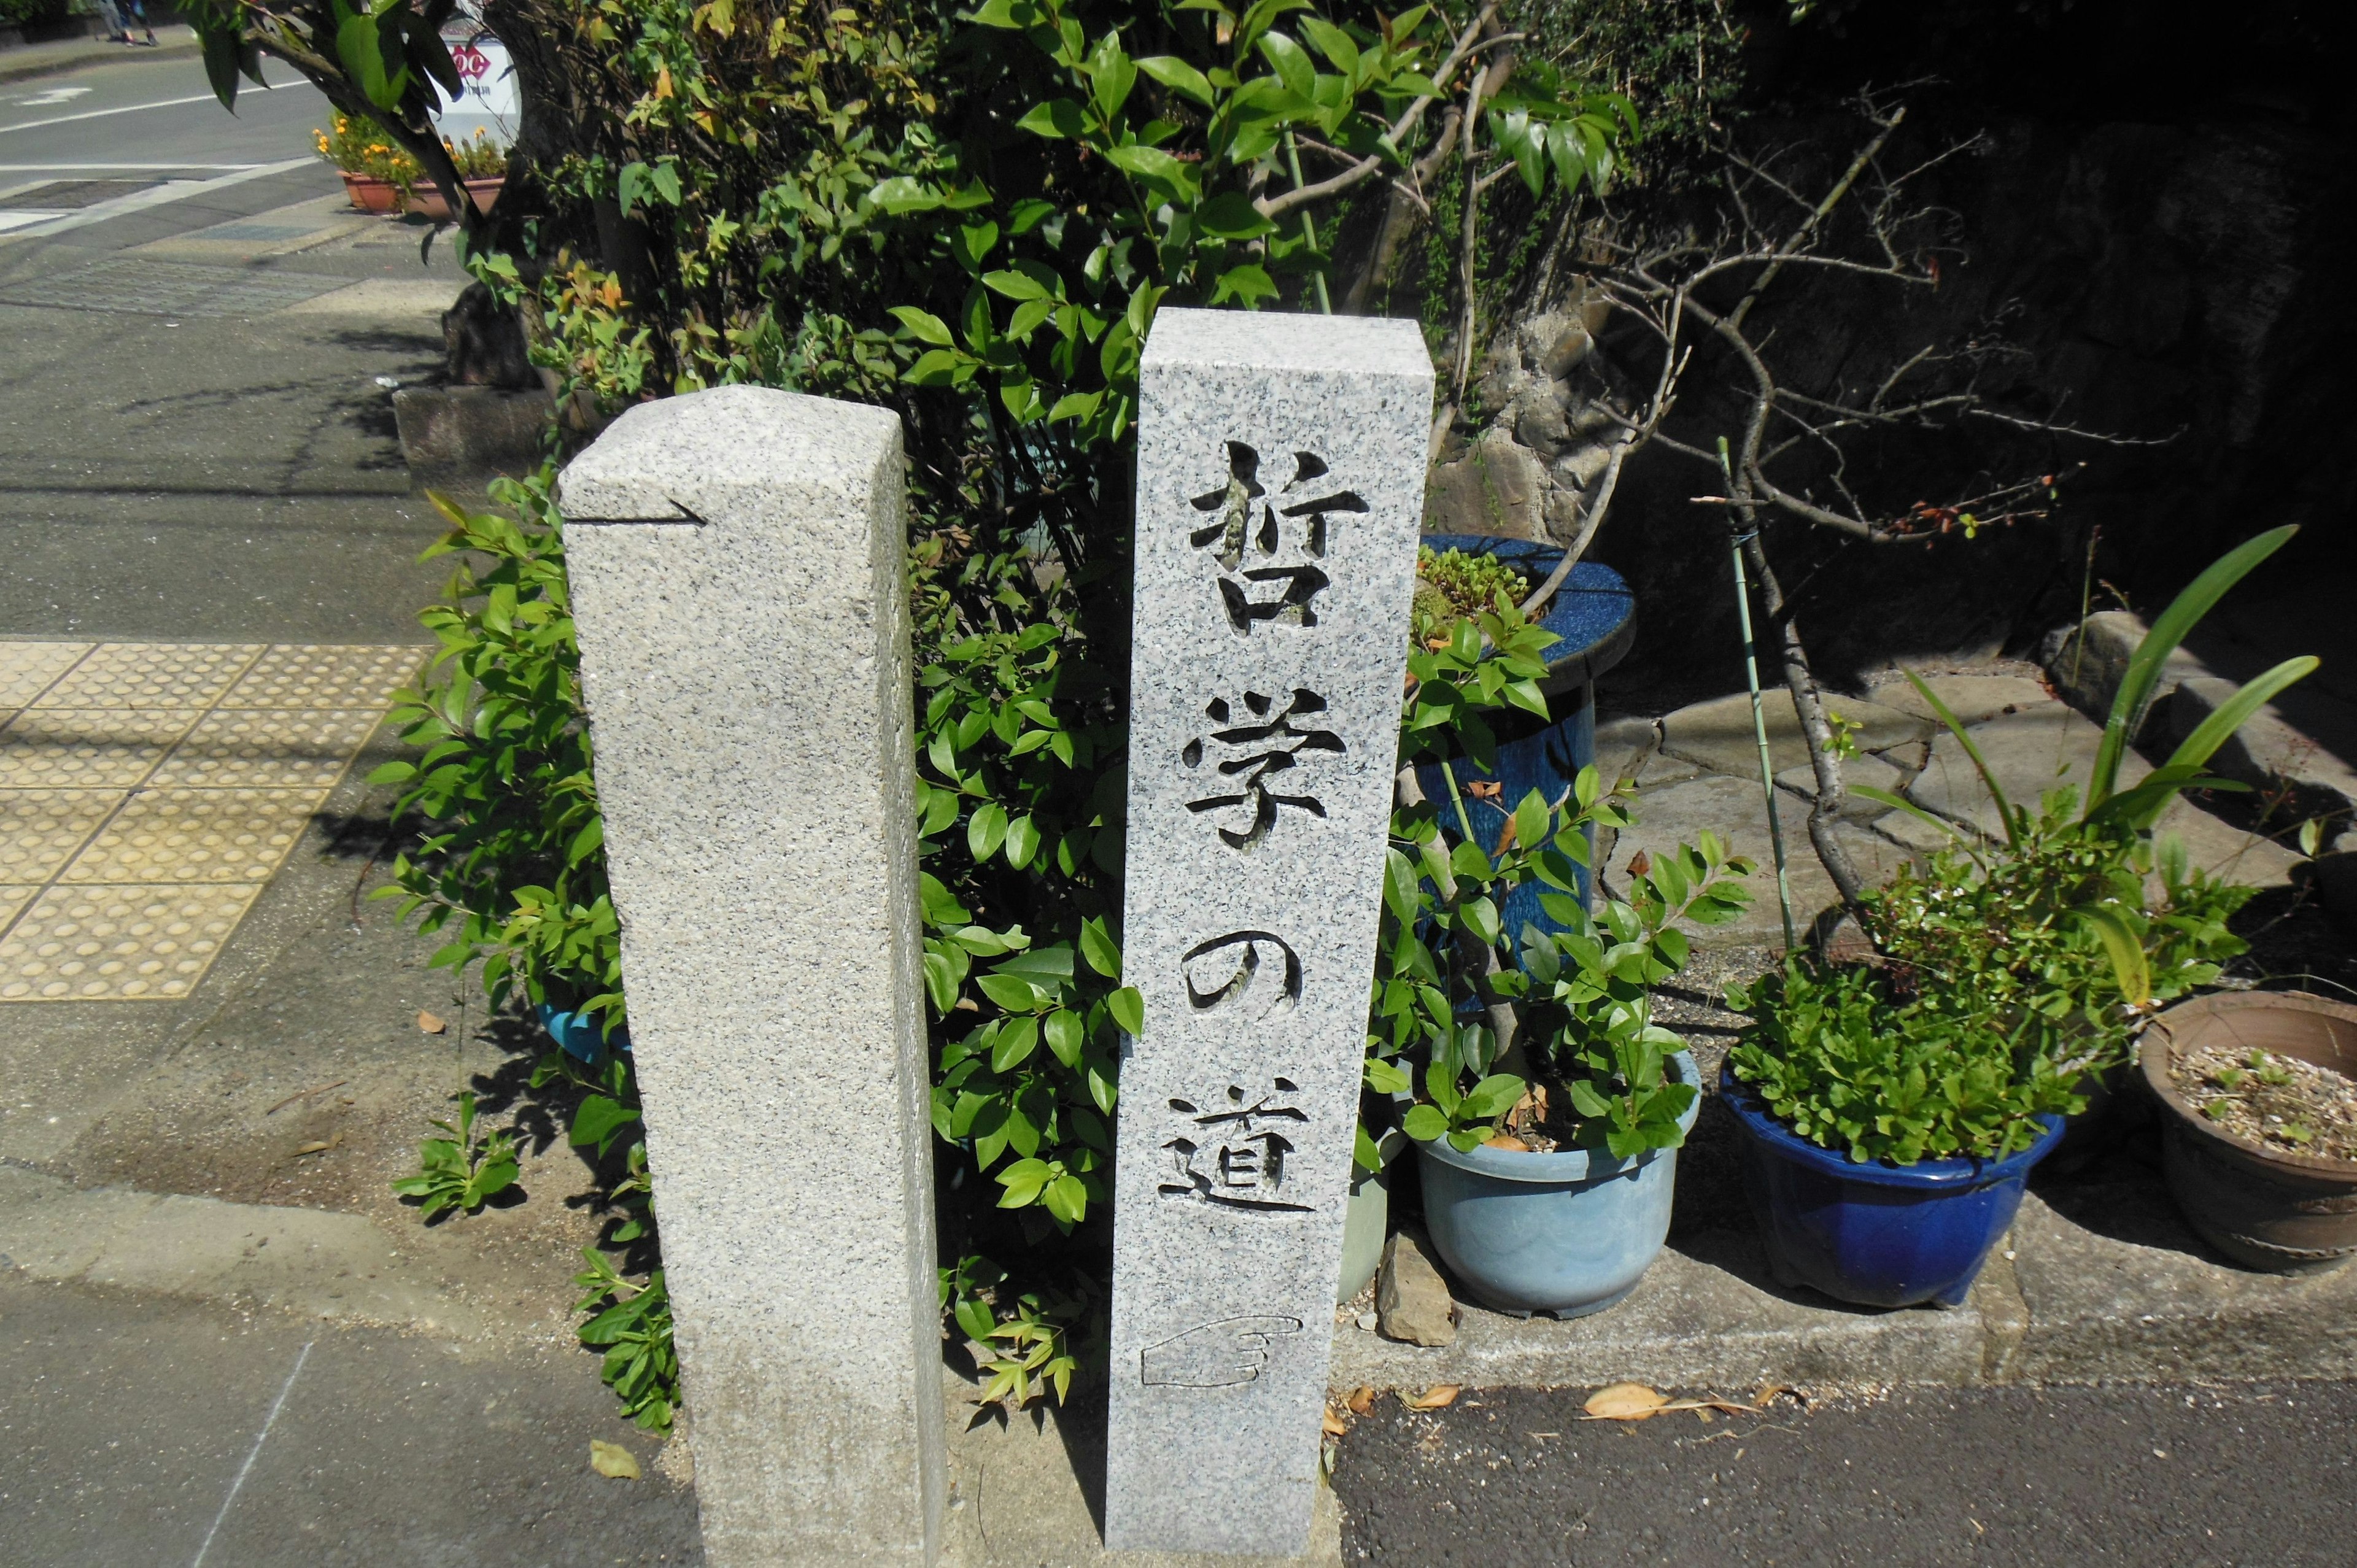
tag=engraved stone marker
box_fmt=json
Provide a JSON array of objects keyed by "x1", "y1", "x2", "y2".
[
  {"x1": 559, "y1": 387, "x2": 943, "y2": 1568},
  {"x1": 1107, "y1": 309, "x2": 1433, "y2": 1554}
]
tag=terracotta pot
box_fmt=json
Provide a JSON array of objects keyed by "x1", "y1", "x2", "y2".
[
  {"x1": 402, "y1": 177, "x2": 504, "y2": 220},
  {"x1": 2139, "y1": 991, "x2": 2357, "y2": 1272},
  {"x1": 339, "y1": 172, "x2": 400, "y2": 214}
]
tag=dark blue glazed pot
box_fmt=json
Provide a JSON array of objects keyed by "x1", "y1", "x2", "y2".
[
  {"x1": 538, "y1": 1002, "x2": 631, "y2": 1065},
  {"x1": 1416, "y1": 1050, "x2": 1700, "y2": 1318},
  {"x1": 1720, "y1": 1063, "x2": 2062, "y2": 1309}
]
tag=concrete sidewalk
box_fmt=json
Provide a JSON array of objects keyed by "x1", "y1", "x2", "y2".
[{"x1": 0, "y1": 24, "x2": 200, "y2": 85}]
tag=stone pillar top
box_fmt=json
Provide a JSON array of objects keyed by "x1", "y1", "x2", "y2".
[
  {"x1": 557, "y1": 383, "x2": 902, "y2": 520},
  {"x1": 1140, "y1": 304, "x2": 1434, "y2": 377}
]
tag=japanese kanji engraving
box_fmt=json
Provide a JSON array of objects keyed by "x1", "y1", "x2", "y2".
[
  {"x1": 1180, "y1": 930, "x2": 1302, "y2": 1017},
  {"x1": 1189, "y1": 441, "x2": 1369, "y2": 633},
  {"x1": 1180, "y1": 688, "x2": 1345, "y2": 849},
  {"x1": 1158, "y1": 1078, "x2": 1312, "y2": 1213}
]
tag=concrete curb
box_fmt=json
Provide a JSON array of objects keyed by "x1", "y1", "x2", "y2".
[
  {"x1": 1329, "y1": 1181, "x2": 2357, "y2": 1397},
  {"x1": 0, "y1": 1164, "x2": 571, "y2": 1346}
]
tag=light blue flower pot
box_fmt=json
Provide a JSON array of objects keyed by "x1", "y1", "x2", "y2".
[{"x1": 1415, "y1": 1049, "x2": 1700, "y2": 1318}]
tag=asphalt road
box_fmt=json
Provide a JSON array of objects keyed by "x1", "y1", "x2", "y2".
[
  {"x1": 0, "y1": 50, "x2": 328, "y2": 180},
  {"x1": 0, "y1": 50, "x2": 459, "y2": 642},
  {"x1": 1333, "y1": 1380, "x2": 2357, "y2": 1567},
  {"x1": 0, "y1": 1273, "x2": 701, "y2": 1567}
]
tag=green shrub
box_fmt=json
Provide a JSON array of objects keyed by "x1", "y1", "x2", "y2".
[
  {"x1": 370, "y1": 474, "x2": 621, "y2": 1032},
  {"x1": 1382, "y1": 600, "x2": 1753, "y2": 1160},
  {"x1": 1727, "y1": 957, "x2": 2085, "y2": 1165}
]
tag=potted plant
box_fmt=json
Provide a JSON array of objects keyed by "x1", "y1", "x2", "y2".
[
  {"x1": 404, "y1": 129, "x2": 509, "y2": 219},
  {"x1": 1724, "y1": 526, "x2": 2314, "y2": 1308},
  {"x1": 1376, "y1": 587, "x2": 1752, "y2": 1317},
  {"x1": 2140, "y1": 991, "x2": 2357, "y2": 1271},
  {"x1": 315, "y1": 111, "x2": 422, "y2": 212}
]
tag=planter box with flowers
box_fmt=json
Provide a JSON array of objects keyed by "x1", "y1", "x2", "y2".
[{"x1": 315, "y1": 112, "x2": 507, "y2": 219}]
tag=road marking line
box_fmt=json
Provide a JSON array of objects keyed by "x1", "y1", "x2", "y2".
[
  {"x1": 0, "y1": 162, "x2": 266, "y2": 171},
  {"x1": 0, "y1": 85, "x2": 280, "y2": 136},
  {"x1": 4, "y1": 156, "x2": 316, "y2": 239},
  {"x1": 189, "y1": 1339, "x2": 312, "y2": 1568}
]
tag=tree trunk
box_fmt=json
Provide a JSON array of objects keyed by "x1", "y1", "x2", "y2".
[{"x1": 1738, "y1": 523, "x2": 1867, "y2": 916}]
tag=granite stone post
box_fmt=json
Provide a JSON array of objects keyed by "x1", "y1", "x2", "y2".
[
  {"x1": 557, "y1": 386, "x2": 944, "y2": 1567},
  {"x1": 1107, "y1": 309, "x2": 1433, "y2": 1554}
]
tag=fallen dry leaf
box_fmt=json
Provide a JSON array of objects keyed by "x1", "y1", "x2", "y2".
[
  {"x1": 1484, "y1": 1133, "x2": 1531, "y2": 1153},
  {"x1": 293, "y1": 1139, "x2": 334, "y2": 1157},
  {"x1": 1346, "y1": 1386, "x2": 1375, "y2": 1415},
  {"x1": 1583, "y1": 1382, "x2": 1669, "y2": 1421},
  {"x1": 1406, "y1": 1385, "x2": 1460, "y2": 1410},
  {"x1": 417, "y1": 1010, "x2": 447, "y2": 1035},
  {"x1": 1754, "y1": 1382, "x2": 1795, "y2": 1408},
  {"x1": 590, "y1": 1439, "x2": 641, "y2": 1480},
  {"x1": 1464, "y1": 779, "x2": 1503, "y2": 801},
  {"x1": 1322, "y1": 1410, "x2": 1347, "y2": 1437}
]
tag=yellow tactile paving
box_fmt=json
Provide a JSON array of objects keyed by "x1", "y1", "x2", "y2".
[
  {"x1": 0, "y1": 642, "x2": 90, "y2": 708},
  {"x1": 62, "y1": 787, "x2": 316, "y2": 885},
  {"x1": 0, "y1": 709, "x2": 202, "y2": 788},
  {"x1": 0, "y1": 639, "x2": 425, "y2": 1002},
  {"x1": 0, "y1": 790, "x2": 122, "y2": 883},
  {"x1": 33, "y1": 643, "x2": 264, "y2": 709},
  {"x1": 0, "y1": 884, "x2": 261, "y2": 1000},
  {"x1": 220, "y1": 644, "x2": 424, "y2": 711},
  {"x1": 149, "y1": 709, "x2": 383, "y2": 790}
]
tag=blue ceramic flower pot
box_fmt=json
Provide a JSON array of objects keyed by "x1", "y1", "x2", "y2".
[
  {"x1": 538, "y1": 1002, "x2": 630, "y2": 1065},
  {"x1": 1720, "y1": 1063, "x2": 2062, "y2": 1309},
  {"x1": 1416, "y1": 1050, "x2": 1700, "y2": 1318},
  {"x1": 1412, "y1": 535, "x2": 1635, "y2": 935}
]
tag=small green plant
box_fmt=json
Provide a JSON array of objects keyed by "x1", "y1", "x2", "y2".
[
  {"x1": 1728, "y1": 959, "x2": 2088, "y2": 1164},
  {"x1": 1411, "y1": 547, "x2": 1531, "y2": 647},
  {"x1": 575, "y1": 1248, "x2": 679, "y2": 1432},
  {"x1": 390, "y1": 1091, "x2": 521, "y2": 1217},
  {"x1": 371, "y1": 472, "x2": 622, "y2": 1033},
  {"x1": 1821, "y1": 709, "x2": 1863, "y2": 762},
  {"x1": 1379, "y1": 594, "x2": 1752, "y2": 1159}
]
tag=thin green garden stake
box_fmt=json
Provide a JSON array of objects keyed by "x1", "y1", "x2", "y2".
[
  {"x1": 1719, "y1": 439, "x2": 1796, "y2": 951},
  {"x1": 1284, "y1": 130, "x2": 1333, "y2": 315}
]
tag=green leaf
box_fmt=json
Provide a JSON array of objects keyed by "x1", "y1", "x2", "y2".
[
  {"x1": 2154, "y1": 657, "x2": 2318, "y2": 809},
  {"x1": 1078, "y1": 916, "x2": 1122, "y2": 978},
  {"x1": 991, "y1": 1014, "x2": 1041, "y2": 1070},
  {"x1": 889, "y1": 306, "x2": 955, "y2": 346},
  {"x1": 1015, "y1": 98, "x2": 1089, "y2": 139},
  {"x1": 968, "y1": 801, "x2": 1009, "y2": 860},
  {"x1": 1900, "y1": 666, "x2": 2018, "y2": 848},
  {"x1": 1209, "y1": 263, "x2": 1277, "y2": 306},
  {"x1": 571, "y1": 1094, "x2": 641, "y2": 1154},
  {"x1": 1004, "y1": 813, "x2": 1042, "y2": 868},
  {"x1": 2092, "y1": 525, "x2": 2297, "y2": 803},
  {"x1": 2078, "y1": 905, "x2": 2152, "y2": 1006},
  {"x1": 1102, "y1": 144, "x2": 1193, "y2": 188},
  {"x1": 1401, "y1": 1103, "x2": 1449, "y2": 1142},
  {"x1": 1364, "y1": 1056, "x2": 1411, "y2": 1094},
  {"x1": 1135, "y1": 54, "x2": 1217, "y2": 106},
  {"x1": 1107, "y1": 986, "x2": 1145, "y2": 1037},
  {"x1": 1462, "y1": 1073, "x2": 1525, "y2": 1119},
  {"x1": 1044, "y1": 1009, "x2": 1085, "y2": 1067},
  {"x1": 1255, "y1": 30, "x2": 1315, "y2": 99},
  {"x1": 1195, "y1": 190, "x2": 1276, "y2": 239}
]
